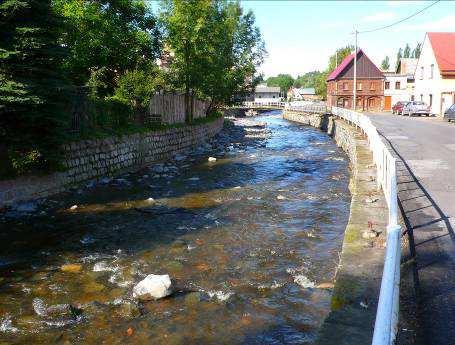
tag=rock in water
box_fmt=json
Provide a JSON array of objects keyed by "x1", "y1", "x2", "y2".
[
  {"x1": 208, "y1": 157, "x2": 217, "y2": 162},
  {"x1": 132, "y1": 274, "x2": 172, "y2": 300}
]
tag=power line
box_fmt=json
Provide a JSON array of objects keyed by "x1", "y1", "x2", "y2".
[{"x1": 358, "y1": 0, "x2": 441, "y2": 34}]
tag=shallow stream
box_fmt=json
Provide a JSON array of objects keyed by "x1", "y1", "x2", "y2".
[{"x1": 0, "y1": 111, "x2": 350, "y2": 344}]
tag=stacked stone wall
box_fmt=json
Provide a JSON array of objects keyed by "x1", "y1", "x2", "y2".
[{"x1": 0, "y1": 117, "x2": 223, "y2": 206}]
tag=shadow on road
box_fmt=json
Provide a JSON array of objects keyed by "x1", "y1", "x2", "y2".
[{"x1": 378, "y1": 133, "x2": 455, "y2": 345}]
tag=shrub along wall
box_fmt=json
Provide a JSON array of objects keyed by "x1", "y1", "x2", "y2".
[{"x1": 0, "y1": 116, "x2": 224, "y2": 207}]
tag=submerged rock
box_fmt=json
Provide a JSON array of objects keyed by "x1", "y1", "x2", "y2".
[
  {"x1": 14, "y1": 201, "x2": 39, "y2": 213},
  {"x1": 132, "y1": 274, "x2": 172, "y2": 300},
  {"x1": 60, "y1": 264, "x2": 82, "y2": 273},
  {"x1": 208, "y1": 157, "x2": 217, "y2": 162},
  {"x1": 293, "y1": 275, "x2": 315, "y2": 289}
]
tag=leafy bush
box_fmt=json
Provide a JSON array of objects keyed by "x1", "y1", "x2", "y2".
[{"x1": 114, "y1": 66, "x2": 165, "y2": 111}]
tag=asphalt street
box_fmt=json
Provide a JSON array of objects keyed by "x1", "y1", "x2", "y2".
[{"x1": 366, "y1": 112, "x2": 455, "y2": 345}]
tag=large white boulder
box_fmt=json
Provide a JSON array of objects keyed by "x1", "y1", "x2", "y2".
[{"x1": 132, "y1": 274, "x2": 172, "y2": 300}]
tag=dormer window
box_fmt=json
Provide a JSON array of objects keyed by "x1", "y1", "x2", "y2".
[{"x1": 430, "y1": 64, "x2": 434, "y2": 79}]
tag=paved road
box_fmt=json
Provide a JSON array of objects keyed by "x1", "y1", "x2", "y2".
[{"x1": 367, "y1": 112, "x2": 455, "y2": 345}]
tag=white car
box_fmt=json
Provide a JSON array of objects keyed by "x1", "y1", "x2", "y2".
[{"x1": 401, "y1": 101, "x2": 431, "y2": 116}]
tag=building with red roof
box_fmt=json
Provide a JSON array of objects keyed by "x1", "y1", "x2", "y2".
[
  {"x1": 414, "y1": 32, "x2": 455, "y2": 116},
  {"x1": 326, "y1": 49, "x2": 384, "y2": 111}
]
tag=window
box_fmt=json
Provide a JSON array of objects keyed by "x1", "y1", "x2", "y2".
[
  {"x1": 335, "y1": 82, "x2": 338, "y2": 91},
  {"x1": 420, "y1": 66, "x2": 424, "y2": 79},
  {"x1": 385, "y1": 81, "x2": 390, "y2": 90},
  {"x1": 430, "y1": 64, "x2": 434, "y2": 79},
  {"x1": 395, "y1": 81, "x2": 401, "y2": 89},
  {"x1": 429, "y1": 94, "x2": 433, "y2": 106},
  {"x1": 420, "y1": 94, "x2": 423, "y2": 101},
  {"x1": 358, "y1": 82, "x2": 363, "y2": 91},
  {"x1": 370, "y1": 82, "x2": 375, "y2": 91},
  {"x1": 343, "y1": 82, "x2": 348, "y2": 90}
]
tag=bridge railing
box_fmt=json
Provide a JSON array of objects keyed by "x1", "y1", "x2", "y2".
[
  {"x1": 284, "y1": 103, "x2": 328, "y2": 114},
  {"x1": 331, "y1": 106, "x2": 401, "y2": 345},
  {"x1": 243, "y1": 101, "x2": 286, "y2": 108}
]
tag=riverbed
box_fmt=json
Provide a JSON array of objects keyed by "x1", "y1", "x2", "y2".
[{"x1": 0, "y1": 110, "x2": 351, "y2": 344}]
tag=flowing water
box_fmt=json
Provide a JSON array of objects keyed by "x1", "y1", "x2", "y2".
[{"x1": 0, "y1": 111, "x2": 351, "y2": 344}]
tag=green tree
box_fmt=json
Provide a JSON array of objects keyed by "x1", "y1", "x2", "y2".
[
  {"x1": 0, "y1": 0, "x2": 71, "y2": 177},
  {"x1": 317, "y1": 45, "x2": 353, "y2": 100},
  {"x1": 266, "y1": 74, "x2": 294, "y2": 95},
  {"x1": 161, "y1": 0, "x2": 265, "y2": 121},
  {"x1": 413, "y1": 43, "x2": 422, "y2": 58},
  {"x1": 54, "y1": 0, "x2": 161, "y2": 94},
  {"x1": 403, "y1": 43, "x2": 411, "y2": 58},
  {"x1": 160, "y1": 0, "x2": 216, "y2": 122},
  {"x1": 396, "y1": 48, "x2": 403, "y2": 69},
  {"x1": 381, "y1": 56, "x2": 390, "y2": 71},
  {"x1": 200, "y1": 2, "x2": 265, "y2": 111},
  {"x1": 294, "y1": 71, "x2": 323, "y2": 89},
  {"x1": 115, "y1": 63, "x2": 166, "y2": 112}
]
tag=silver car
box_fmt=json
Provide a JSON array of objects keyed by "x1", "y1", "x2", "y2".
[{"x1": 402, "y1": 101, "x2": 431, "y2": 116}]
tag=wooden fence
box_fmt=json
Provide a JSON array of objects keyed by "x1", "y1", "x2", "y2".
[{"x1": 148, "y1": 92, "x2": 210, "y2": 124}]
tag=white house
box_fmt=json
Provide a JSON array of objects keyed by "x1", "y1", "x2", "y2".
[
  {"x1": 384, "y1": 72, "x2": 411, "y2": 110},
  {"x1": 254, "y1": 85, "x2": 281, "y2": 103},
  {"x1": 414, "y1": 32, "x2": 455, "y2": 116},
  {"x1": 287, "y1": 87, "x2": 318, "y2": 101},
  {"x1": 382, "y1": 58, "x2": 418, "y2": 110}
]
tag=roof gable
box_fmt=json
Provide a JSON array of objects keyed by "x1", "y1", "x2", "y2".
[
  {"x1": 327, "y1": 49, "x2": 383, "y2": 81},
  {"x1": 428, "y1": 32, "x2": 455, "y2": 75},
  {"x1": 327, "y1": 52, "x2": 355, "y2": 81}
]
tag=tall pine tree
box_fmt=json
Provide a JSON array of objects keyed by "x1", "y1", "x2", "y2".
[{"x1": 0, "y1": 0, "x2": 71, "y2": 177}]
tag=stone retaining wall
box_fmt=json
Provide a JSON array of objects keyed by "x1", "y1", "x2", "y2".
[
  {"x1": 284, "y1": 110, "x2": 388, "y2": 345},
  {"x1": 0, "y1": 117, "x2": 224, "y2": 207}
]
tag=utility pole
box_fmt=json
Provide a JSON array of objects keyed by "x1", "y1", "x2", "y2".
[{"x1": 353, "y1": 29, "x2": 358, "y2": 111}]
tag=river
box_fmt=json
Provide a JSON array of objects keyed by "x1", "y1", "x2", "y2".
[{"x1": 0, "y1": 110, "x2": 350, "y2": 344}]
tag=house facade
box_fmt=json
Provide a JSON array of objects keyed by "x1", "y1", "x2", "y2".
[
  {"x1": 254, "y1": 85, "x2": 281, "y2": 103},
  {"x1": 413, "y1": 32, "x2": 455, "y2": 116},
  {"x1": 382, "y1": 58, "x2": 418, "y2": 110},
  {"x1": 287, "y1": 87, "x2": 319, "y2": 101},
  {"x1": 326, "y1": 49, "x2": 384, "y2": 111},
  {"x1": 383, "y1": 72, "x2": 412, "y2": 110}
]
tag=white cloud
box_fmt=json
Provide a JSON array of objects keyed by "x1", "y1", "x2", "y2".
[{"x1": 362, "y1": 11, "x2": 397, "y2": 22}]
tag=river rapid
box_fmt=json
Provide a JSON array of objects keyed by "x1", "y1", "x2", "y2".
[{"x1": 0, "y1": 110, "x2": 350, "y2": 344}]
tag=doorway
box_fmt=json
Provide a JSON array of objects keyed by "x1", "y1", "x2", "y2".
[{"x1": 384, "y1": 96, "x2": 392, "y2": 111}]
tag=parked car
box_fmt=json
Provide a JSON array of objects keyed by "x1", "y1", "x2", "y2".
[
  {"x1": 444, "y1": 103, "x2": 455, "y2": 122},
  {"x1": 392, "y1": 101, "x2": 408, "y2": 115},
  {"x1": 401, "y1": 101, "x2": 431, "y2": 116}
]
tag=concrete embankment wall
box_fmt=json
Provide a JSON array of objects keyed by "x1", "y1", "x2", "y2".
[
  {"x1": 283, "y1": 110, "x2": 388, "y2": 345},
  {"x1": 0, "y1": 117, "x2": 224, "y2": 207}
]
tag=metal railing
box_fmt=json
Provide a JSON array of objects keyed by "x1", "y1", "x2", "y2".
[
  {"x1": 284, "y1": 103, "x2": 328, "y2": 114},
  {"x1": 330, "y1": 106, "x2": 401, "y2": 345},
  {"x1": 243, "y1": 101, "x2": 286, "y2": 108}
]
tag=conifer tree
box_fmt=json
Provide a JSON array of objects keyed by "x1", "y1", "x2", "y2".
[{"x1": 0, "y1": 0, "x2": 71, "y2": 177}]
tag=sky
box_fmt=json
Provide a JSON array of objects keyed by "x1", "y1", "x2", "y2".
[{"x1": 240, "y1": 0, "x2": 455, "y2": 78}]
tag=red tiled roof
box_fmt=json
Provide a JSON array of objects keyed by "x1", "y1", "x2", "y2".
[
  {"x1": 428, "y1": 32, "x2": 455, "y2": 75},
  {"x1": 326, "y1": 50, "x2": 360, "y2": 81}
]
